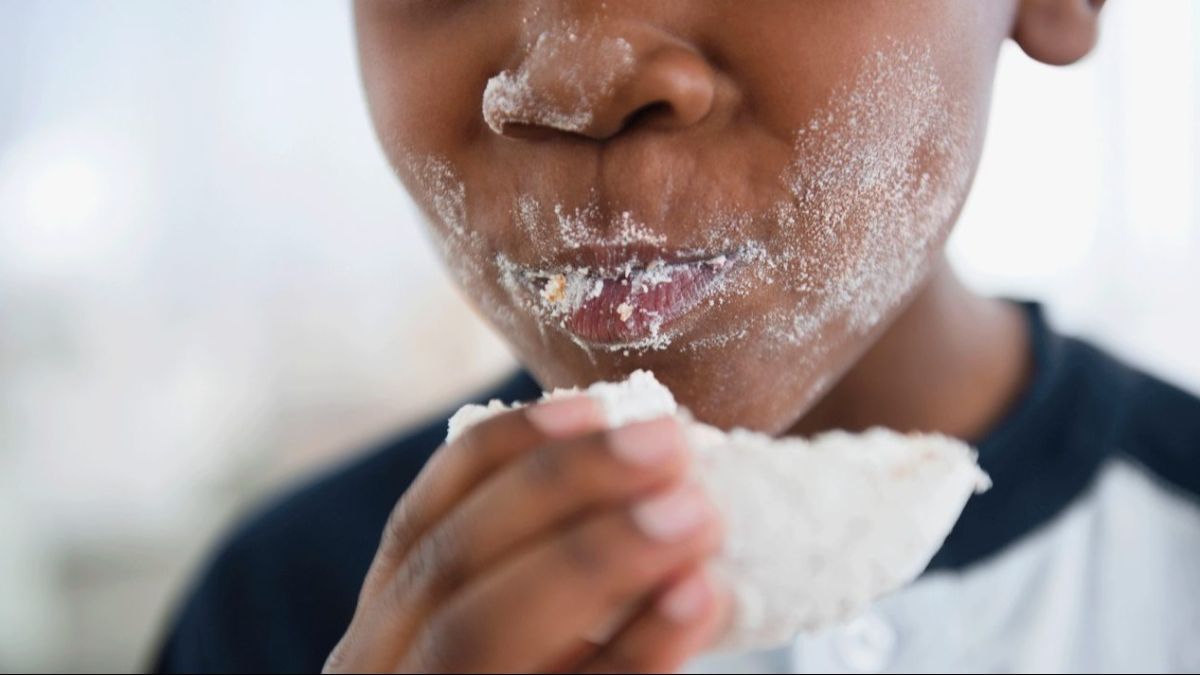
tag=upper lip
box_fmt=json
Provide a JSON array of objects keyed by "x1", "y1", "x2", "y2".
[{"x1": 528, "y1": 244, "x2": 730, "y2": 276}]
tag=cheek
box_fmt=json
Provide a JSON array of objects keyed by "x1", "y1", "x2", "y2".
[
  {"x1": 358, "y1": 37, "x2": 529, "y2": 338},
  {"x1": 725, "y1": 41, "x2": 975, "y2": 367},
  {"x1": 671, "y1": 40, "x2": 980, "y2": 430},
  {"x1": 652, "y1": 38, "x2": 978, "y2": 433},
  {"x1": 396, "y1": 154, "x2": 528, "y2": 349},
  {"x1": 783, "y1": 45, "x2": 972, "y2": 337},
  {"x1": 358, "y1": 1, "x2": 512, "y2": 159}
]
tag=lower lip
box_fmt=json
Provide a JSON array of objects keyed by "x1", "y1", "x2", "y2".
[{"x1": 561, "y1": 259, "x2": 730, "y2": 345}]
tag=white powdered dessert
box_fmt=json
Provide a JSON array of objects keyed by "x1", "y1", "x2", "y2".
[{"x1": 447, "y1": 370, "x2": 990, "y2": 653}]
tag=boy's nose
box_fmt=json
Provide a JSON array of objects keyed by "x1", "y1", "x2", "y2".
[
  {"x1": 484, "y1": 24, "x2": 717, "y2": 142},
  {"x1": 588, "y1": 44, "x2": 716, "y2": 139}
]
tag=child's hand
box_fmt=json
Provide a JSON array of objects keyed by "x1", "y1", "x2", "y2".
[{"x1": 323, "y1": 396, "x2": 728, "y2": 673}]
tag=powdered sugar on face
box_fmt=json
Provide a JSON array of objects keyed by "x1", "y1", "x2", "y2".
[
  {"x1": 402, "y1": 156, "x2": 522, "y2": 337},
  {"x1": 406, "y1": 39, "x2": 970, "y2": 371},
  {"x1": 684, "y1": 42, "x2": 971, "y2": 359},
  {"x1": 500, "y1": 41, "x2": 970, "y2": 360},
  {"x1": 772, "y1": 45, "x2": 968, "y2": 343}
]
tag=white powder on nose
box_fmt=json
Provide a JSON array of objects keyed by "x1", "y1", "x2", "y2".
[
  {"x1": 483, "y1": 24, "x2": 635, "y2": 135},
  {"x1": 446, "y1": 370, "x2": 990, "y2": 653}
]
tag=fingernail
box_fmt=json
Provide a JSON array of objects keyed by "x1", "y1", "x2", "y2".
[
  {"x1": 525, "y1": 397, "x2": 602, "y2": 437},
  {"x1": 608, "y1": 418, "x2": 684, "y2": 466},
  {"x1": 631, "y1": 485, "x2": 710, "y2": 542},
  {"x1": 659, "y1": 570, "x2": 712, "y2": 624}
]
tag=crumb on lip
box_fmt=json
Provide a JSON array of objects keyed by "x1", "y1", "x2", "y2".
[
  {"x1": 540, "y1": 274, "x2": 567, "y2": 303},
  {"x1": 494, "y1": 247, "x2": 751, "y2": 354}
]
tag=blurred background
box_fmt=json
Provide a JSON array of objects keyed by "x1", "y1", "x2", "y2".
[{"x1": 0, "y1": 0, "x2": 1196, "y2": 671}]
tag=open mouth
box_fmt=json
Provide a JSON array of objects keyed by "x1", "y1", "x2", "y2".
[{"x1": 508, "y1": 249, "x2": 743, "y2": 348}]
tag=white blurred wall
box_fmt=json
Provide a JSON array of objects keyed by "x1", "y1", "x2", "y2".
[
  {"x1": 0, "y1": 1, "x2": 1196, "y2": 671},
  {"x1": 0, "y1": 2, "x2": 515, "y2": 670}
]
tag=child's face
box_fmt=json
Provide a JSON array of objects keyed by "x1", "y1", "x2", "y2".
[{"x1": 356, "y1": 1, "x2": 1012, "y2": 432}]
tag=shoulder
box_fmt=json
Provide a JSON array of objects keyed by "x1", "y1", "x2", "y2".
[
  {"x1": 1013, "y1": 305, "x2": 1200, "y2": 500},
  {"x1": 931, "y1": 303, "x2": 1200, "y2": 571},
  {"x1": 152, "y1": 370, "x2": 541, "y2": 673},
  {"x1": 1038, "y1": 329, "x2": 1200, "y2": 505},
  {"x1": 1111, "y1": 356, "x2": 1200, "y2": 500}
]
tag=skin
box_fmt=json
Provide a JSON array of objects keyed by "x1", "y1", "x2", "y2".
[{"x1": 328, "y1": 1, "x2": 1105, "y2": 671}]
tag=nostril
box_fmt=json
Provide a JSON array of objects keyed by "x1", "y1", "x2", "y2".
[
  {"x1": 619, "y1": 101, "x2": 674, "y2": 132},
  {"x1": 496, "y1": 122, "x2": 563, "y2": 141},
  {"x1": 599, "y1": 49, "x2": 716, "y2": 137}
]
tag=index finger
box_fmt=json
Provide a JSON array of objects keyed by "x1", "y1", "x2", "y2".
[
  {"x1": 328, "y1": 396, "x2": 609, "y2": 673},
  {"x1": 374, "y1": 395, "x2": 606, "y2": 572}
]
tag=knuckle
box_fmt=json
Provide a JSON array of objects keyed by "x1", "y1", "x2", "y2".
[
  {"x1": 422, "y1": 518, "x2": 470, "y2": 593},
  {"x1": 596, "y1": 646, "x2": 643, "y2": 674},
  {"x1": 398, "y1": 516, "x2": 463, "y2": 595},
  {"x1": 456, "y1": 410, "x2": 515, "y2": 456},
  {"x1": 412, "y1": 609, "x2": 484, "y2": 673},
  {"x1": 558, "y1": 520, "x2": 614, "y2": 576},
  {"x1": 456, "y1": 407, "x2": 543, "y2": 462},
  {"x1": 379, "y1": 497, "x2": 420, "y2": 563},
  {"x1": 454, "y1": 424, "x2": 484, "y2": 458},
  {"x1": 380, "y1": 563, "x2": 418, "y2": 619},
  {"x1": 523, "y1": 440, "x2": 570, "y2": 486},
  {"x1": 523, "y1": 433, "x2": 616, "y2": 494}
]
